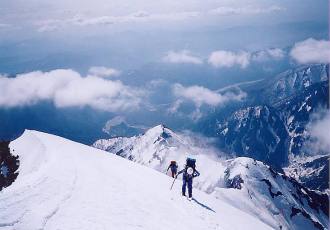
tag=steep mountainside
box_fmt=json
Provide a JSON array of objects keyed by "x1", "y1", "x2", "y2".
[
  {"x1": 216, "y1": 105, "x2": 289, "y2": 169},
  {"x1": 249, "y1": 64, "x2": 328, "y2": 104},
  {"x1": 275, "y1": 81, "x2": 329, "y2": 158}
]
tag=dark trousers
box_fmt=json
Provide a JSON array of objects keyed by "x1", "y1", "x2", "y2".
[
  {"x1": 171, "y1": 169, "x2": 177, "y2": 178},
  {"x1": 182, "y1": 177, "x2": 193, "y2": 198}
]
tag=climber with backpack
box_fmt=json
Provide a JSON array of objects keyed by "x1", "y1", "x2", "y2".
[
  {"x1": 166, "y1": 161, "x2": 178, "y2": 178},
  {"x1": 176, "y1": 157, "x2": 200, "y2": 200}
]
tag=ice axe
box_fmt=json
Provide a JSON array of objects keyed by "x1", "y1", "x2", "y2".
[{"x1": 170, "y1": 176, "x2": 177, "y2": 190}]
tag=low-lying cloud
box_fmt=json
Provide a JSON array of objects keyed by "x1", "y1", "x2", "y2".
[
  {"x1": 0, "y1": 69, "x2": 144, "y2": 111},
  {"x1": 306, "y1": 110, "x2": 330, "y2": 154},
  {"x1": 208, "y1": 50, "x2": 250, "y2": 68},
  {"x1": 290, "y1": 38, "x2": 330, "y2": 64},
  {"x1": 163, "y1": 50, "x2": 203, "y2": 65},
  {"x1": 252, "y1": 48, "x2": 285, "y2": 62},
  {"x1": 208, "y1": 48, "x2": 286, "y2": 68},
  {"x1": 88, "y1": 66, "x2": 121, "y2": 77},
  {"x1": 173, "y1": 84, "x2": 246, "y2": 107},
  {"x1": 171, "y1": 83, "x2": 246, "y2": 120}
]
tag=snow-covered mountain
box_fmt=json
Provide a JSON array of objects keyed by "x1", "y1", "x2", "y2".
[
  {"x1": 252, "y1": 64, "x2": 328, "y2": 104},
  {"x1": 284, "y1": 155, "x2": 329, "y2": 193},
  {"x1": 215, "y1": 80, "x2": 329, "y2": 168},
  {"x1": 94, "y1": 125, "x2": 329, "y2": 229},
  {"x1": 94, "y1": 124, "x2": 224, "y2": 175},
  {"x1": 198, "y1": 64, "x2": 329, "y2": 192},
  {"x1": 1, "y1": 130, "x2": 276, "y2": 230}
]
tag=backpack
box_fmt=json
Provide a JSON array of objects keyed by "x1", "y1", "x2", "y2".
[{"x1": 186, "y1": 157, "x2": 196, "y2": 169}]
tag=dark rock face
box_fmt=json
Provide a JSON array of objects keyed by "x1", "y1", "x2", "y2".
[
  {"x1": 217, "y1": 105, "x2": 289, "y2": 169},
  {"x1": 261, "y1": 179, "x2": 283, "y2": 198},
  {"x1": 0, "y1": 141, "x2": 19, "y2": 191},
  {"x1": 225, "y1": 174, "x2": 244, "y2": 189}
]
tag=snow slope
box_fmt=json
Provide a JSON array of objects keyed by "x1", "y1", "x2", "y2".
[
  {"x1": 94, "y1": 125, "x2": 329, "y2": 230},
  {"x1": 0, "y1": 130, "x2": 272, "y2": 230}
]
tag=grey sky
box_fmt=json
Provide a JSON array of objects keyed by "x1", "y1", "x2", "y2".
[{"x1": 0, "y1": 0, "x2": 327, "y2": 33}]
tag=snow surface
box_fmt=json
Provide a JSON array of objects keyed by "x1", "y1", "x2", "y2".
[
  {"x1": 0, "y1": 130, "x2": 272, "y2": 230},
  {"x1": 94, "y1": 125, "x2": 329, "y2": 230}
]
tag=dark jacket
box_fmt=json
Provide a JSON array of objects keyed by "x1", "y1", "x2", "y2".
[{"x1": 177, "y1": 167, "x2": 200, "y2": 179}]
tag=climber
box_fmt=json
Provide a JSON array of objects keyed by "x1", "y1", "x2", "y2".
[
  {"x1": 176, "y1": 157, "x2": 200, "y2": 200},
  {"x1": 166, "y1": 161, "x2": 178, "y2": 178}
]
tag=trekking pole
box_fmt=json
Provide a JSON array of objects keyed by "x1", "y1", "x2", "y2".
[{"x1": 170, "y1": 177, "x2": 177, "y2": 190}]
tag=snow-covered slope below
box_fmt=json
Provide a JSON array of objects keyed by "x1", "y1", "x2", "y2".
[
  {"x1": 0, "y1": 130, "x2": 273, "y2": 230},
  {"x1": 94, "y1": 125, "x2": 329, "y2": 230}
]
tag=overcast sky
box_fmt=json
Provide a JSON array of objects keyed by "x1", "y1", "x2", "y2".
[{"x1": 0, "y1": 0, "x2": 328, "y2": 35}]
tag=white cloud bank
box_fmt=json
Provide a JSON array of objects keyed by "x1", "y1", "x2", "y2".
[
  {"x1": 252, "y1": 48, "x2": 285, "y2": 62},
  {"x1": 0, "y1": 69, "x2": 143, "y2": 111},
  {"x1": 172, "y1": 83, "x2": 246, "y2": 120},
  {"x1": 172, "y1": 83, "x2": 246, "y2": 108},
  {"x1": 290, "y1": 38, "x2": 330, "y2": 64},
  {"x1": 307, "y1": 110, "x2": 330, "y2": 154},
  {"x1": 88, "y1": 66, "x2": 121, "y2": 77},
  {"x1": 208, "y1": 51, "x2": 250, "y2": 68},
  {"x1": 163, "y1": 50, "x2": 203, "y2": 64},
  {"x1": 208, "y1": 48, "x2": 286, "y2": 68}
]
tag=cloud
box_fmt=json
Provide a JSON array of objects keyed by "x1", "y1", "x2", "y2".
[
  {"x1": 172, "y1": 83, "x2": 246, "y2": 108},
  {"x1": 208, "y1": 50, "x2": 250, "y2": 68},
  {"x1": 0, "y1": 69, "x2": 144, "y2": 111},
  {"x1": 163, "y1": 50, "x2": 203, "y2": 64},
  {"x1": 34, "y1": 4, "x2": 285, "y2": 32},
  {"x1": 306, "y1": 110, "x2": 330, "y2": 154},
  {"x1": 290, "y1": 38, "x2": 330, "y2": 64},
  {"x1": 208, "y1": 48, "x2": 286, "y2": 68},
  {"x1": 209, "y1": 5, "x2": 284, "y2": 16},
  {"x1": 88, "y1": 66, "x2": 121, "y2": 77},
  {"x1": 36, "y1": 11, "x2": 200, "y2": 31},
  {"x1": 252, "y1": 48, "x2": 285, "y2": 62}
]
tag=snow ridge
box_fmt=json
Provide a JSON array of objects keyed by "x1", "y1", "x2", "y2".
[{"x1": 1, "y1": 130, "x2": 275, "y2": 230}]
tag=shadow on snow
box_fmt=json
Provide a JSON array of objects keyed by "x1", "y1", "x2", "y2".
[{"x1": 192, "y1": 198, "x2": 216, "y2": 213}]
